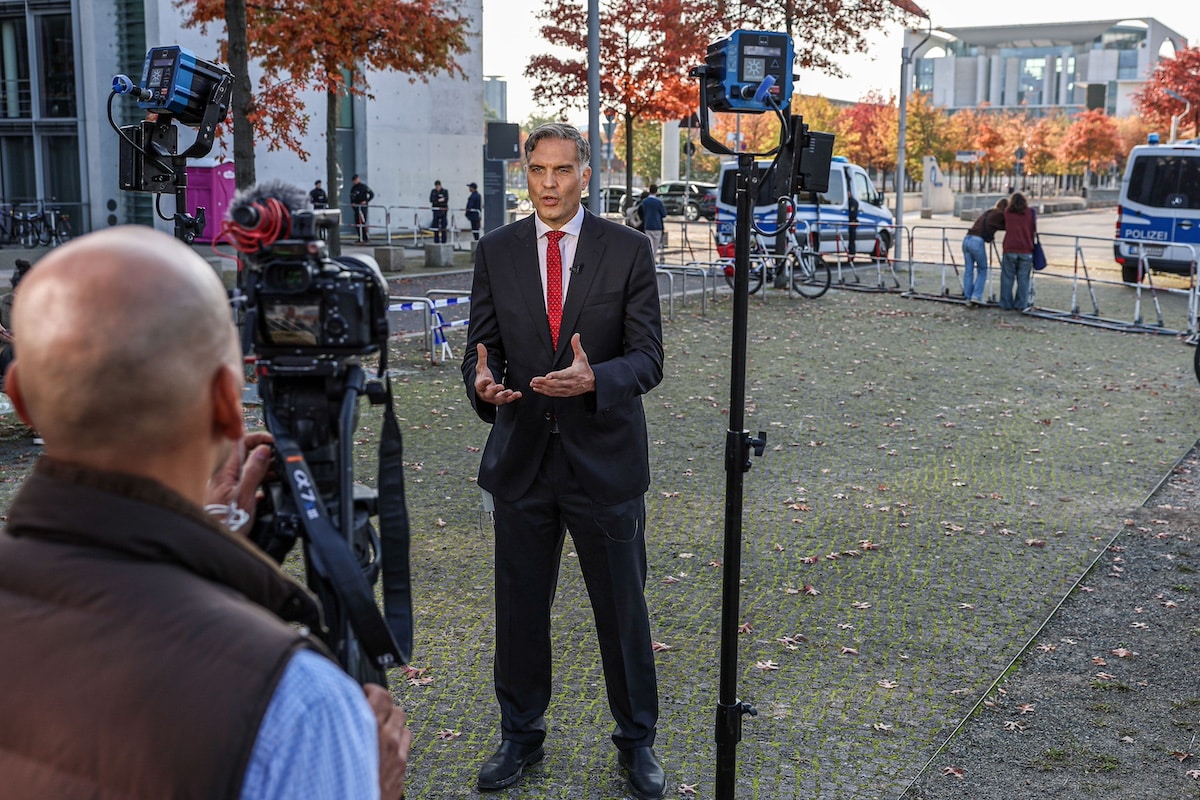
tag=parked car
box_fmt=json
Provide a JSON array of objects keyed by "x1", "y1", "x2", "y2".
[
  {"x1": 658, "y1": 181, "x2": 718, "y2": 221},
  {"x1": 506, "y1": 192, "x2": 518, "y2": 210},
  {"x1": 582, "y1": 186, "x2": 633, "y2": 214}
]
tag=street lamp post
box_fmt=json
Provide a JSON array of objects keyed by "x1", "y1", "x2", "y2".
[{"x1": 894, "y1": 10, "x2": 932, "y2": 262}]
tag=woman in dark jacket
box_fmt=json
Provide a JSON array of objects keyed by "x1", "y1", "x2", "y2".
[
  {"x1": 1000, "y1": 192, "x2": 1037, "y2": 310},
  {"x1": 961, "y1": 197, "x2": 1006, "y2": 305}
]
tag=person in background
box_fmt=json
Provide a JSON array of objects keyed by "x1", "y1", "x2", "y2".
[
  {"x1": 466, "y1": 182, "x2": 483, "y2": 241},
  {"x1": 350, "y1": 175, "x2": 375, "y2": 243},
  {"x1": 430, "y1": 180, "x2": 450, "y2": 244},
  {"x1": 640, "y1": 184, "x2": 666, "y2": 264},
  {"x1": 1000, "y1": 192, "x2": 1038, "y2": 311},
  {"x1": 462, "y1": 123, "x2": 667, "y2": 800},
  {"x1": 0, "y1": 227, "x2": 410, "y2": 799},
  {"x1": 309, "y1": 180, "x2": 329, "y2": 209},
  {"x1": 960, "y1": 197, "x2": 1007, "y2": 306}
]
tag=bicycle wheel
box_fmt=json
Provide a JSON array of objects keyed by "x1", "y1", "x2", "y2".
[
  {"x1": 37, "y1": 218, "x2": 53, "y2": 246},
  {"x1": 54, "y1": 214, "x2": 72, "y2": 244},
  {"x1": 791, "y1": 251, "x2": 831, "y2": 299},
  {"x1": 721, "y1": 258, "x2": 765, "y2": 294},
  {"x1": 18, "y1": 217, "x2": 38, "y2": 248}
]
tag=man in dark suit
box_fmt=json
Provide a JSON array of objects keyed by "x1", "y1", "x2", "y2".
[{"x1": 461, "y1": 123, "x2": 665, "y2": 800}]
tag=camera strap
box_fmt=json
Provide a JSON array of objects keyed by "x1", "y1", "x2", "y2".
[
  {"x1": 271, "y1": 426, "x2": 406, "y2": 669},
  {"x1": 376, "y1": 376, "x2": 414, "y2": 662}
]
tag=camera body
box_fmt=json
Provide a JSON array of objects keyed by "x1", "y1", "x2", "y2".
[{"x1": 244, "y1": 211, "x2": 388, "y2": 358}]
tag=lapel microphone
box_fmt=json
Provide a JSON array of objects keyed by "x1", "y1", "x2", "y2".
[{"x1": 570, "y1": 263, "x2": 583, "y2": 275}]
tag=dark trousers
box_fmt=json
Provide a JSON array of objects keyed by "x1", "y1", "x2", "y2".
[
  {"x1": 354, "y1": 206, "x2": 370, "y2": 242},
  {"x1": 468, "y1": 213, "x2": 481, "y2": 240},
  {"x1": 433, "y1": 209, "x2": 448, "y2": 243},
  {"x1": 491, "y1": 436, "x2": 658, "y2": 751}
]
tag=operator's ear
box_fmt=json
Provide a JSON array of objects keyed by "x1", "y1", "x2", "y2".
[
  {"x1": 211, "y1": 362, "x2": 245, "y2": 444},
  {"x1": 5, "y1": 362, "x2": 33, "y2": 430}
]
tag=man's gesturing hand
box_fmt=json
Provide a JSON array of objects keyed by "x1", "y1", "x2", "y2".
[
  {"x1": 474, "y1": 342, "x2": 522, "y2": 406},
  {"x1": 529, "y1": 334, "x2": 595, "y2": 397}
]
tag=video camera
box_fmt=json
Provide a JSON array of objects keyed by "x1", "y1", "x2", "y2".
[{"x1": 224, "y1": 181, "x2": 411, "y2": 685}]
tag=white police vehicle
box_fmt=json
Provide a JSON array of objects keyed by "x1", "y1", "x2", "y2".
[
  {"x1": 715, "y1": 156, "x2": 894, "y2": 256},
  {"x1": 1114, "y1": 138, "x2": 1200, "y2": 283}
]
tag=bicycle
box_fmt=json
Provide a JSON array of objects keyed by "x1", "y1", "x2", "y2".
[
  {"x1": 38, "y1": 204, "x2": 72, "y2": 246},
  {"x1": 717, "y1": 229, "x2": 831, "y2": 299},
  {"x1": 7, "y1": 205, "x2": 41, "y2": 248}
]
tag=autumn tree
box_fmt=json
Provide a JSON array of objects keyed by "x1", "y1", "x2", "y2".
[
  {"x1": 180, "y1": 0, "x2": 469, "y2": 204},
  {"x1": 526, "y1": 0, "x2": 724, "y2": 199},
  {"x1": 839, "y1": 91, "x2": 895, "y2": 189},
  {"x1": 1133, "y1": 45, "x2": 1200, "y2": 141},
  {"x1": 895, "y1": 91, "x2": 945, "y2": 188},
  {"x1": 733, "y1": 0, "x2": 917, "y2": 78},
  {"x1": 1059, "y1": 109, "x2": 1122, "y2": 185},
  {"x1": 792, "y1": 94, "x2": 845, "y2": 142}
]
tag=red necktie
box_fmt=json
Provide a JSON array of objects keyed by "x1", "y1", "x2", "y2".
[{"x1": 545, "y1": 230, "x2": 564, "y2": 348}]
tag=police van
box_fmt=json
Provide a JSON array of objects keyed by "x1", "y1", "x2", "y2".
[
  {"x1": 715, "y1": 156, "x2": 894, "y2": 256},
  {"x1": 1114, "y1": 139, "x2": 1200, "y2": 283}
]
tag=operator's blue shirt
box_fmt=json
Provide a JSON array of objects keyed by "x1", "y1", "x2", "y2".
[
  {"x1": 641, "y1": 195, "x2": 666, "y2": 231},
  {"x1": 240, "y1": 649, "x2": 379, "y2": 799}
]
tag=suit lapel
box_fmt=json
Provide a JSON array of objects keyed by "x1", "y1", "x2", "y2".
[{"x1": 558, "y1": 212, "x2": 606, "y2": 357}]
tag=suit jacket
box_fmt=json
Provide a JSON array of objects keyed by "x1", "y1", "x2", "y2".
[{"x1": 462, "y1": 211, "x2": 663, "y2": 505}]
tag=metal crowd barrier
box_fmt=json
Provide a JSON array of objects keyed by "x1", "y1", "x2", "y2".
[
  {"x1": 900, "y1": 225, "x2": 1199, "y2": 336},
  {"x1": 388, "y1": 291, "x2": 472, "y2": 364}
]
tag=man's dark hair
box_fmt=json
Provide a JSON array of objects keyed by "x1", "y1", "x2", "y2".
[
  {"x1": 649, "y1": 184, "x2": 658, "y2": 194},
  {"x1": 524, "y1": 123, "x2": 589, "y2": 166}
]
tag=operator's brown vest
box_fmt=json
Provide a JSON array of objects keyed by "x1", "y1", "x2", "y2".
[{"x1": 0, "y1": 459, "x2": 327, "y2": 800}]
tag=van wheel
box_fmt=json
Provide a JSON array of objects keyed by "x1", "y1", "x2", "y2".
[
  {"x1": 1194, "y1": 342, "x2": 1200, "y2": 386},
  {"x1": 1121, "y1": 262, "x2": 1142, "y2": 284},
  {"x1": 684, "y1": 203, "x2": 699, "y2": 222}
]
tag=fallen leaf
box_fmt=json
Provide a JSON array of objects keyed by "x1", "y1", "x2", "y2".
[
  {"x1": 878, "y1": 680, "x2": 898, "y2": 689},
  {"x1": 840, "y1": 646, "x2": 859, "y2": 656},
  {"x1": 436, "y1": 729, "x2": 461, "y2": 740},
  {"x1": 679, "y1": 784, "x2": 699, "y2": 796},
  {"x1": 942, "y1": 766, "x2": 965, "y2": 779},
  {"x1": 1003, "y1": 720, "x2": 1026, "y2": 732},
  {"x1": 803, "y1": 584, "x2": 820, "y2": 596},
  {"x1": 651, "y1": 641, "x2": 672, "y2": 652},
  {"x1": 1111, "y1": 647, "x2": 1138, "y2": 658},
  {"x1": 873, "y1": 722, "x2": 893, "y2": 731},
  {"x1": 738, "y1": 622, "x2": 754, "y2": 634},
  {"x1": 1173, "y1": 752, "x2": 1194, "y2": 762},
  {"x1": 662, "y1": 575, "x2": 680, "y2": 585},
  {"x1": 754, "y1": 660, "x2": 779, "y2": 671},
  {"x1": 1017, "y1": 703, "x2": 1035, "y2": 715}
]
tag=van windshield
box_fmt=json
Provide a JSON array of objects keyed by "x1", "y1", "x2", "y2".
[{"x1": 1127, "y1": 155, "x2": 1200, "y2": 210}]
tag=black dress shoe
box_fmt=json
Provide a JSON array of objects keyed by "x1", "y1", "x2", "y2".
[
  {"x1": 477, "y1": 740, "x2": 544, "y2": 791},
  {"x1": 618, "y1": 746, "x2": 666, "y2": 800}
]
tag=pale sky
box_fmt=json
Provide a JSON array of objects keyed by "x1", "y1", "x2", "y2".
[{"x1": 481, "y1": 0, "x2": 1197, "y2": 124}]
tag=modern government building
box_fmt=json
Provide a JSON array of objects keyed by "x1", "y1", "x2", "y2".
[
  {"x1": 0, "y1": 4, "x2": 1188, "y2": 239},
  {"x1": 909, "y1": 18, "x2": 1187, "y2": 117}
]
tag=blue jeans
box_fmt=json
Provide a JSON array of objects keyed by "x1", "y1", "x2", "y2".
[
  {"x1": 961, "y1": 234, "x2": 988, "y2": 302},
  {"x1": 1000, "y1": 252, "x2": 1033, "y2": 310}
]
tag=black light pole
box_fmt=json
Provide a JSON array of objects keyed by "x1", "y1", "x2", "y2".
[
  {"x1": 715, "y1": 150, "x2": 765, "y2": 797},
  {"x1": 690, "y1": 64, "x2": 777, "y2": 800}
]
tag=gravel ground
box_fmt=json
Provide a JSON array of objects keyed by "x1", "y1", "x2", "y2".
[{"x1": 2, "y1": 263, "x2": 1198, "y2": 799}]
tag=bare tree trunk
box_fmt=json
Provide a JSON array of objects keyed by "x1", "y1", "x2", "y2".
[
  {"x1": 624, "y1": 110, "x2": 634, "y2": 210},
  {"x1": 224, "y1": 0, "x2": 255, "y2": 189},
  {"x1": 327, "y1": 86, "x2": 342, "y2": 255}
]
